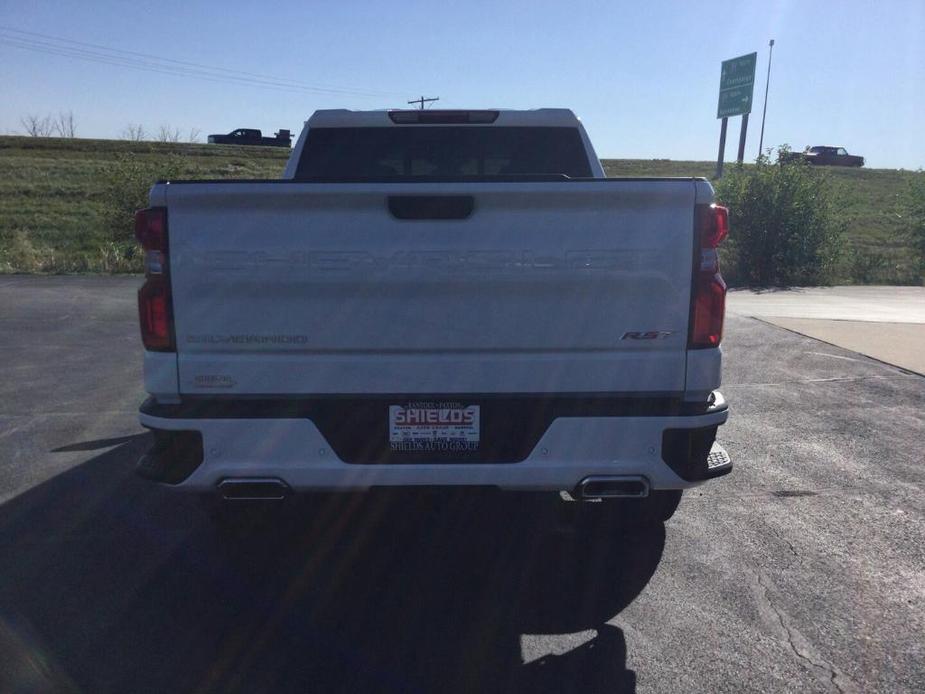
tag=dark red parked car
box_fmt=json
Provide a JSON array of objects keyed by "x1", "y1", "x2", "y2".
[{"x1": 782, "y1": 145, "x2": 865, "y2": 167}]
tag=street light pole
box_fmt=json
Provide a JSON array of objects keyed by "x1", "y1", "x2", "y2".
[{"x1": 757, "y1": 39, "x2": 775, "y2": 158}]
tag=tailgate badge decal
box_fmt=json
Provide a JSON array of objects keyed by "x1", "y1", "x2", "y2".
[
  {"x1": 621, "y1": 331, "x2": 674, "y2": 340},
  {"x1": 193, "y1": 375, "x2": 236, "y2": 388}
]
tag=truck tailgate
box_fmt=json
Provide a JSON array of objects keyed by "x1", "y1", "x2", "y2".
[{"x1": 165, "y1": 180, "x2": 696, "y2": 395}]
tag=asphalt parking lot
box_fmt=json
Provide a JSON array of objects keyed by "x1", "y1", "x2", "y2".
[{"x1": 0, "y1": 276, "x2": 923, "y2": 693}]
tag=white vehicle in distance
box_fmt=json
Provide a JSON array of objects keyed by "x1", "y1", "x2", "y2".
[{"x1": 133, "y1": 108, "x2": 731, "y2": 526}]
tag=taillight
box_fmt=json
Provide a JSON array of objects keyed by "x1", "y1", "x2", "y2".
[
  {"x1": 134, "y1": 207, "x2": 174, "y2": 351},
  {"x1": 689, "y1": 204, "x2": 729, "y2": 349}
]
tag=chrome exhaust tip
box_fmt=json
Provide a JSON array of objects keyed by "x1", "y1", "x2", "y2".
[
  {"x1": 218, "y1": 478, "x2": 291, "y2": 501},
  {"x1": 576, "y1": 476, "x2": 650, "y2": 499}
]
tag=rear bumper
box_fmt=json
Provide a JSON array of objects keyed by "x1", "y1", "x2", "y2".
[{"x1": 138, "y1": 392, "x2": 730, "y2": 492}]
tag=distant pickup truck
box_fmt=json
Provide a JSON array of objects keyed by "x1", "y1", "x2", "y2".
[
  {"x1": 134, "y1": 108, "x2": 731, "y2": 528},
  {"x1": 206, "y1": 128, "x2": 292, "y2": 147},
  {"x1": 782, "y1": 146, "x2": 865, "y2": 167}
]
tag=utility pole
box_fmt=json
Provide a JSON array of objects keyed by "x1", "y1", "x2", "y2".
[
  {"x1": 758, "y1": 39, "x2": 775, "y2": 158},
  {"x1": 408, "y1": 96, "x2": 439, "y2": 110}
]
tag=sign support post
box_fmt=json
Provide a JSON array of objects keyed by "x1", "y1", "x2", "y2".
[
  {"x1": 737, "y1": 113, "x2": 749, "y2": 164},
  {"x1": 716, "y1": 117, "x2": 728, "y2": 179}
]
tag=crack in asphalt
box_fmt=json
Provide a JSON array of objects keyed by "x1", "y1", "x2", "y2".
[
  {"x1": 751, "y1": 564, "x2": 854, "y2": 694},
  {"x1": 765, "y1": 525, "x2": 801, "y2": 569}
]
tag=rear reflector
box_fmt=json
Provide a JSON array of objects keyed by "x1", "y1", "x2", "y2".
[
  {"x1": 690, "y1": 272, "x2": 727, "y2": 348},
  {"x1": 690, "y1": 204, "x2": 729, "y2": 349},
  {"x1": 388, "y1": 110, "x2": 499, "y2": 124},
  {"x1": 138, "y1": 279, "x2": 173, "y2": 351},
  {"x1": 134, "y1": 207, "x2": 175, "y2": 352}
]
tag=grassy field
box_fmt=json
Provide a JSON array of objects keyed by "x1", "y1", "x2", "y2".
[
  {"x1": 1, "y1": 135, "x2": 920, "y2": 282},
  {"x1": 0, "y1": 136, "x2": 288, "y2": 272}
]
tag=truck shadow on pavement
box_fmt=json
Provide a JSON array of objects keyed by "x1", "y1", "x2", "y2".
[{"x1": 0, "y1": 435, "x2": 665, "y2": 694}]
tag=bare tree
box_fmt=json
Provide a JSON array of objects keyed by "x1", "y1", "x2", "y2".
[
  {"x1": 157, "y1": 125, "x2": 181, "y2": 143},
  {"x1": 20, "y1": 114, "x2": 54, "y2": 137},
  {"x1": 188, "y1": 127, "x2": 202, "y2": 143},
  {"x1": 53, "y1": 111, "x2": 77, "y2": 138},
  {"x1": 122, "y1": 123, "x2": 146, "y2": 141}
]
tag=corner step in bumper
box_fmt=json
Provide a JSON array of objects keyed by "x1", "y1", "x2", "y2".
[{"x1": 706, "y1": 442, "x2": 732, "y2": 478}]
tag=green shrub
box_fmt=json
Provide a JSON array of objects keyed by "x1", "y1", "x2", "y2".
[
  {"x1": 841, "y1": 247, "x2": 891, "y2": 284},
  {"x1": 0, "y1": 229, "x2": 141, "y2": 273},
  {"x1": 901, "y1": 171, "x2": 925, "y2": 283},
  {"x1": 95, "y1": 241, "x2": 142, "y2": 273},
  {"x1": 0, "y1": 229, "x2": 51, "y2": 272},
  {"x1": 102, "y1": 153, "x2": 184, "y2": 243},
  {"x1": 714, "y1": 148, "x2": 845, "y2": 287}
]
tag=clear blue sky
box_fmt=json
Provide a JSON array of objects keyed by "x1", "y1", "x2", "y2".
[{"x1": 2, "y1": 0, "x2": 923, "y2": 168}]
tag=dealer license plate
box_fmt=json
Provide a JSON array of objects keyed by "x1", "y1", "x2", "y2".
[{"x1": 388, "y1": 402, "x2": 480, "y2": 452}]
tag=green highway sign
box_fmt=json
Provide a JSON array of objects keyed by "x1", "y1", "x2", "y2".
[
  {"x1": 718, "y1": 86, "x2": 754, "y2": 118},
  {"x1": 717, "y1": 52, "x2": 757, "y2": 118}
]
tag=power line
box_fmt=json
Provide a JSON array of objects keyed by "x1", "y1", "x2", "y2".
[
  {"x1": 0, "y1": 25, "x2": 401, "y2": 95},
  {"x1": 0, "y1": 34, "x2": 394, "y2": 98},
  {"x1": 0, "y1": 25, "x2": 406, "y2": 99},
  {"x1": 0, "y1": 35, "x2": 380, "y2": 96}
]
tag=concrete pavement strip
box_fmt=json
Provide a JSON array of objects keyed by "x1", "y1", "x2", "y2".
[
  {"x1": 727, "y1": 286, "x2": 925, "y2": 324},
  {"x1": 756, "y1": 317, "x2": 925, "y2": 377},
  {"x1": 728, "y1": 286, "x2": 925, "y2": 376}
]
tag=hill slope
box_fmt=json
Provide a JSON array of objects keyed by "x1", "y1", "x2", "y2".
[
  {"x1": 603, "y1": 158, "x2": 920, "y2": 282},
  {"x1": 0, "y1": 136, "x2": 287, "y2": 272},
  {"x1": 0, "y1": 135, "x2": 919, "y2": 282}
]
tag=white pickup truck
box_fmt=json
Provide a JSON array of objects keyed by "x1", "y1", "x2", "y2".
[{"x1": 134, "y1": 108, "x2": 731, "y2": 525}]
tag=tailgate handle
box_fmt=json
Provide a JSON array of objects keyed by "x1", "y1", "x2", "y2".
[{"x1": 387, "y1": 196, "x2": 474, "y2": 220}]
